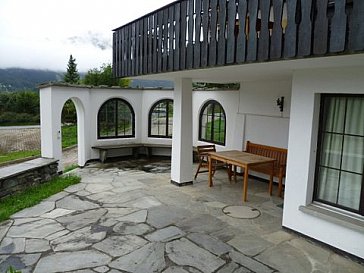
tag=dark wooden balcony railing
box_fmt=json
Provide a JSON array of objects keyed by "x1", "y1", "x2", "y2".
[{"x1": 113, "y1": 0, "x2": 364, "y2": 78}]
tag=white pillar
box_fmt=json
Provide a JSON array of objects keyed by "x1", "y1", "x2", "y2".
[
  {"x1": 40, "y1": 87, "x2": 63, "y2": 171},
  {"x1": 171, "y1": 78, "x2": 193, "y2": 186}
]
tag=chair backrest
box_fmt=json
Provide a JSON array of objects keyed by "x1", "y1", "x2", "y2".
[
  {"x1": 245, "y1": 141, "x2": 287, "y2": 167},
  {"x1": 197, "y1": 145, "x2": 216, "y2": 157}
]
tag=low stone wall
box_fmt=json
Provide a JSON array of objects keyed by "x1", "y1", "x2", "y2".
[{"x1": 0, "y1": 158, "x2": 58, "y2": 199}]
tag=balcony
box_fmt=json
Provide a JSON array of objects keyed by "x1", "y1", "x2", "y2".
[{"x1": 113, "y1": 0, "x2": 364, "y2": 78}]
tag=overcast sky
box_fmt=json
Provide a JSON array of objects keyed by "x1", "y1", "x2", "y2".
[{"x1": 0, "y1": 0, "x2": 175, "y2": 72}]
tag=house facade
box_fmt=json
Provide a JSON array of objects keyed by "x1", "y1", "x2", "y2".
[{"x1": 40, "y1": 0, "x2": 364, "y2": 260}]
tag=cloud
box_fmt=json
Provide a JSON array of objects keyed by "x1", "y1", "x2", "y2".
[{"x1": 67, "y1": 31, "x2": 111, "y2": 50}]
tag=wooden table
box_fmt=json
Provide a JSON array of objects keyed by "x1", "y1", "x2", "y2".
[{"x1": 208, "y1": 150, "x2": 275, "y2": 202}]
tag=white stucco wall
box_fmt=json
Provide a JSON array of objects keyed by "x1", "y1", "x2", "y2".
[{"x1": 283, "y1": 66, "x2": 364, "y2": 259}]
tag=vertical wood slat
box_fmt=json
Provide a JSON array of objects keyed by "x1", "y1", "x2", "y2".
[
  {"x1": 174, "y1": 3, "x2": 181, "y2": 71},
  {"x1": 349, "y1": 0, "x2": 364, "y2": 51},
  {"x1": 258, "y1": 0, "x2": 271, "y2": 61},
  {"x1": 126, "y1": 25, "x2": 131, "y2": 77},
  {"x1": 329, "y1": 0, "x2": 346, "y2": 53},
  {"x1": 236, "y1": 0, "x2": 247, "y2": 63},
  {"x1": 131, "y1": 23, "x2": 136, "y2": 76},
  {"x1": 194, "y1": 0, "x2": 202, "y2": 68},
  {"x1": 313, "y1": 0, "x2": 328, "y2": 55},
  {"x1": 152, "y1": 13, "x2": 158, "y2": 73},
  {"x1": 139, "y1": 20, "x2": 143, "y2": 75},
  {"x1": 162, "y1": 8, "x2": 169, "y2": 72},
  {"x1": 209, "y1": 0, "x2": 218, "y2": 66},
  {"x1": 148, "y1": 15, "x2": 153, "y2": 74},
  {"x1": 270, "y1": 0, "x2": 283, "y2": 59},
  {"x1": 168, "y1": 6, "x2": 175, "y2": 71},
  {"x1": 113, "y1": 32, "x2": 117, "y2": 77},
  {"x1": 135, "y1": 20, "x2": 140, "y2": 76},
  {"x1": 180, "y1": 0, "x2": 188, "y2": 70},
  {"x1": 201, "y1": 0, "x2": 210, "y2": 68},
  {"x1": 157, "y1": 10, "x2": 164, "y2": 73},
  {"x1": 187, "y1": 0, "x2": 194, "y2": 69},
  {"x1": 121, "y1": 29, "x2": 125, "y2": 77},
  {"x1": 246, "y1": 0, "x2": 258, "y2": 61},
  {"x1": 143, "y1": 17, "x2": 148, "y2": 74},
  {"x1": 284, "y1": 0, "x2": 297, "y2": 58},
  {"x1": 226, "y1": 0, "x2": 237, "y2": 64},
  {"x1": 217, "y1": 0, "x2": 227, "y2": 65},
  {"x1": 297, "y1": 0, "x2": 313, "y2": 57}
]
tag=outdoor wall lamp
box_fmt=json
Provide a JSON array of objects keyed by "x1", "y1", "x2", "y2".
[{"x1": 276, "y1": 96, "x2": 284, "y2": 112}]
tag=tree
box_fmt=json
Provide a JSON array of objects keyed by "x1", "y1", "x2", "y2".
[
  {"x1": 83, "y1": 64, "x2": 130, "y2": 87},
  {"x1": 63, "y1": 55, "x2": 80, "y2": 84}
]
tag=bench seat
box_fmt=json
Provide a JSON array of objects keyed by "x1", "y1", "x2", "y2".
[
  {"x1": 245, "y1": 141, "x2": 287, "y2": 197},
  {"x1": 92, "y1": 143, "x2": 172, "y2": 163}
]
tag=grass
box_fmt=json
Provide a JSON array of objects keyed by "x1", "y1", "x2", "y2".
[
  {"x1": 0, "y1": 175, "x2": 81, "y2": 222},
  {"x1": 0, "y1": 124, "x2": 77, "y2": 164},
  {"x1": 0, "y1": 150, "x2": 40, "y2": 164},
  {"x1": 64, "y1": 164, "x2": 78, "y2": 173}
]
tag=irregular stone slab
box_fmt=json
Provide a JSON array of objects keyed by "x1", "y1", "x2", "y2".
[
  {"x1": 122, "y1": 196, "x2": 162, "y2": 209},
  {"x1": 177, "y1": 214, "x2": 226, "y2": 234},
  {"x1": 81, "y1": 176, "x2": 114, "y2": 184},
  {"x1": 90, "y1": 190, "x2": 146, "y2": 205},
  {"x1": 166, "y1": 238, "x2": 225, "y2": 273},
  {"x1": 56, "y1": 195, "x2": 99, "y2": 211},
  {"x1": 205, "y1": 201, "x2": 227, "y2": 208},
  {"x1": 57, "y1": 209, "x2": 107, "y2": 231},
  {"x1": 45, "y1": 229, "x2": 70, "y2": 241},
  {"x1": 117, "y1": 210, "x2": 147, "y2": 223},
  {"x1": 187, "y1": 233, "x2": 232, "y2": 256},
  {"x1": 64, "y1": 183, "x2": 86, "y2": 193},
  {"x1": 230, "y1": 250, "x2": 274, "y2": 273},
  {"x1": 0, "y1": 253, "x2": 41, "y2": 273},
  {"x1": 99, "y1": 207, "x2": 139, "y2": 227},
  {"x1": 45, "y1": 191, "x2": 69, "y2": 202},
  {"x1": 0, "y1": 220, "x2": 13, "y2": 242},
  {"x1": 33, "y1": 250, "x2": 111, "y2": 273},
  {"x1": 145, "y1": 226, "x2": 185, "y2": 242},
  {"x1": 7, "y1": 219, "x2": 64, "y2": 239},
  {"x1": 51, "y1": 226, "x2": 106, "y2": 252},
  {"x1": 11, "y1": 202, "x2": 55, "y2": 218},
  {"x1": 227, "y1": 234, "x2": 273, "y2": 256},
  {"x1": 163, "y1": 266, "x2": 190, "y2": 273},
  {"x1": 223, "y1": 206, "x2": 261, "y2": 219},
  {"x1": 109, "y1": 242, "x2": 165, "y2": 273},
  {"x1": 216, "y1": 262, "x2": 251, "y2": 273},
  {"x1": 111, "y1": 183, "x2": 144, "y2": 193},
  {"x1": 94, "y1": 265, "x2": 110, "y2": 273},
  {"x1": 113, "y1": 222, "x2": 153, "y2": 235},
  {"x1": 93, "y1": 235, "x2": 147, "y2": 257},
  {"x1": 12, "y1": 218, "x2": 39, "y2": 226},
  {"x1": 0, "y1": 238, "x2": 25, "y2": 254},
  {"x1": 25, "y1": 239, "x2": 50, "y2": 253},
  {"x1": 85, "y1": 183, "x2": 114, "y2": 194},
  {"x1": 147, "y1": 205, "x2": 191, "y2": 228},
  {"x1": 261, "y1": 230, "x2": 293, "y2": 245},
  {"x1": 41, "y1": 208, "x2": 75, "y2": 219}
]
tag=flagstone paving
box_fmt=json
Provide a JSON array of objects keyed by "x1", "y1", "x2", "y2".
[{"x1": 1, "y1": 160, "x2": 364, "y2": 273}]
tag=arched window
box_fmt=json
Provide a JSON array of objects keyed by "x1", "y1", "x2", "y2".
[
  {"x1": 148, "y1": 99, "x2": 173, "y2": 138},
  {"x1": 199, "y1": 100, "x2": 226, "y2": 145},
  {"x1": 97, "y1": 98, "x2": 135, "y2": 139}
]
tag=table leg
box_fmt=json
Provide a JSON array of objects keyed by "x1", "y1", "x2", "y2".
[
  {"x1": 208, "y1": 156, "x2": 213, "y2": 187},
  {"x1": 269, "y1": 161, "x2": 274, "y2": 196},
  {"x1": 243, "y1": 165, "x2": 249, "y2": 202}
]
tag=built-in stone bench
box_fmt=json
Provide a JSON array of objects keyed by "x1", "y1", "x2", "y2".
[{"x1": 0, "y1": 158, "x2": 59, "y2": 199}]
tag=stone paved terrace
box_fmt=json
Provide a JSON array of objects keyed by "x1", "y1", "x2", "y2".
[{"x1": 0, "y1": 159, "x2": 363, "y2": 273}]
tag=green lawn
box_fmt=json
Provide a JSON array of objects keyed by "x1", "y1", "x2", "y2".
[
  {"x1": 0, "y1": 125, "x2": 77, "y2": 164},
  {"x1": 0, "y1": 175, "x2": 81, "y2": 222}
]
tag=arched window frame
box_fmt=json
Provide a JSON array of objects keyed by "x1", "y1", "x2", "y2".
[
  {"x1": 199, "y1": 100, "x2": 226, "y2": 146},
  {"x1": 97, "y1": 98, "x2": 135, "y2": 139},
  {"x1": 148, "y1": 99, "x2": 173, "y2": 138}
]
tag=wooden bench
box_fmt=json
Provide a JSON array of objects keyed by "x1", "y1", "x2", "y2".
[
  {"x1": 245, "y1": 141, "x2": 287, "y2": 197},
  {"x1": 92, "y1": 143, "x2": 172, "y2": 163}
]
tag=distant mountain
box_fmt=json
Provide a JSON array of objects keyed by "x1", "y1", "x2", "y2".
[
  {"x1": 0, "y1": 68, "x2": 174, "y2": 92},
  {"x1": 0, "y1": 68, "x2": 63, "y2": 91}
]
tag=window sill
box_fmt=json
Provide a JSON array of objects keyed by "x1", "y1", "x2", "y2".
[{"x1": 299, "y1": 203, "x2": 364, "y2": 234}]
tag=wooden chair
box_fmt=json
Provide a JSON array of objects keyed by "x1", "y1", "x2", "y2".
[{"x1": 194, "y1": 145, "x2": 226, "y2": 179}]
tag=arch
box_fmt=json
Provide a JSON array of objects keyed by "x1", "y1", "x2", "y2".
[
  {"x1": 148, "y1": 99, "x2": 174, "y2": 138},
  {"x1": 97, "y1": 98, "x2": 135, "y2": 139},
  {"x1": 198, "y1": 99, "x2": 226, "y2": 146}
]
